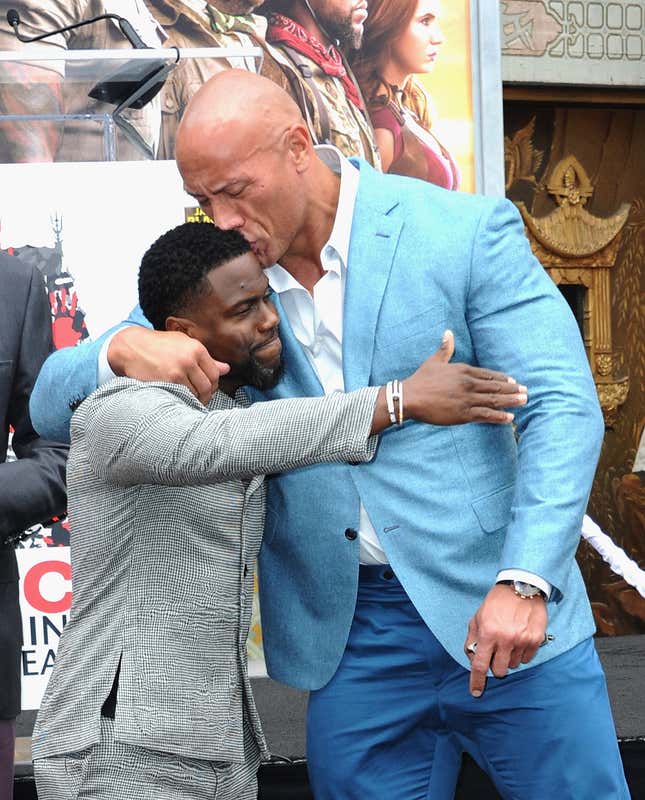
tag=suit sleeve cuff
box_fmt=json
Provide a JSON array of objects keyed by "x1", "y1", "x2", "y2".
[
  {"x1": 496, "y1": 569, "x2": 552, "y2": 600},
  {"x1": 97, "y1": 330, "x2": 126, "y2": 385}
]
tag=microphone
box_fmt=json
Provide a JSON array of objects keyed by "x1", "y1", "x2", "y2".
[
  {"x1": 4, "y1": 8, "x2": 177, "y2": 112},
  {"x1": 5, "y1": 7, "x2": 179, "y2": 156},
  {"x1": 6, "y1": 8, "x2": 148, "y2": 50},
  {"x1": 6, "y1": 8, "x2": 19, "y2": 31}
]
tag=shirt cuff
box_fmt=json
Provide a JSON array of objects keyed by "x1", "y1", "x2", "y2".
[
  {"x1": 496, "y1": 569, "x2": 552, "y2": 601},
  {"x1": 97, "y1": 331, "x2": 122, "y2": 386}
]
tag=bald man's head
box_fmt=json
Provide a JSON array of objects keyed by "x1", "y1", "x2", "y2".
[
  {"x1": 175, "y1": 70, "x2": 304, "y2": 170},
  {"x1": 175, "y1": 71, "x2": 317, "y2": 269}
]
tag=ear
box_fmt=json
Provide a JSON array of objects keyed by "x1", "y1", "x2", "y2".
[
  {"x1": 165, "y1": 316, "x2": 197, "y2": 337},
  {"x1": 285, "y1": 122, "x2": 312, "y2": 173}
]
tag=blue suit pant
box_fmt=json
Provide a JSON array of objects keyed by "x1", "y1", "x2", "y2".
[{"x1": 306, "y1": 566, "x2": 630, "y2": 800}]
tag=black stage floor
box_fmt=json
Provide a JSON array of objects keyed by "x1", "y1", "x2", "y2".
[{"x1": 14, "y1": 635, "x2": 645, "y2": 799}]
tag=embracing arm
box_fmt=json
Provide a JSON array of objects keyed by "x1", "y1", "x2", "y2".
[
  {"x1": 30, "y1": 306, "x2": 229, "y2": 444},
  {"x1": 75, "y1": 380, "x2": 381, "y2": 486},
  {"x1": 75, "y1": 333, "x2": 529, "y2": 487}
]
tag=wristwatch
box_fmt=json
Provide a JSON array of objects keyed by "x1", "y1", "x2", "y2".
[{"x1": 500, "y1": 579, "x2": 546, "y2": 600}]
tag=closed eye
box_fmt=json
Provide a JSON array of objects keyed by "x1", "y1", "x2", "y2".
[{"x1": 225, "y1": 184, "x2": 246, "y2": 198}]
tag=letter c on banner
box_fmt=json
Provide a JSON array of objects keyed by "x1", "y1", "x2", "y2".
[{"x1": 24, "y1": 560, "x2": 72, "y2": 614}]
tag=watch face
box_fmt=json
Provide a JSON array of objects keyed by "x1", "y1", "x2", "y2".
[{"x1": 514, "y1": 580, "x2": 541, "y2": 598}]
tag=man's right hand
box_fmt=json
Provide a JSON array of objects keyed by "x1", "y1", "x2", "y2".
[
  {"x1": 404, "y1": 330, "x2": 527, "y2": 425},
  {"x1": 108, "y1": 327, "x2": 230, "y2": 405}
]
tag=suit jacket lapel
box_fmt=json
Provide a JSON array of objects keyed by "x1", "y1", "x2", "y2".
[{"x1": 343, "y1": 164, "x2": 402, "y2": 391}]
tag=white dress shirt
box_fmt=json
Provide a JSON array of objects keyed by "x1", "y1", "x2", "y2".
[{"x1": 266, "y1": 146, "x2": 388, "y2": 565}]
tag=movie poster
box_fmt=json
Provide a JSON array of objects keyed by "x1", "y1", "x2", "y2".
[{"x1": 418, "y1": 0, "x2": 475, "y2": 192}]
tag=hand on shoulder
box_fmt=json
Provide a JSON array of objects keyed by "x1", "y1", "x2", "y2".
[{"x1": 108, "y1": 326, "x2": 229, "y2": 405}]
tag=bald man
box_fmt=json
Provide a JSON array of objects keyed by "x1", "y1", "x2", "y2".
[{"x1": 31, "y1": 72, "x2": 629, "y2": 800}]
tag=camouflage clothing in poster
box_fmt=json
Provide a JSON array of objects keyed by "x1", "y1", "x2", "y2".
[
  {"x1": 152, "y1": 0, "x2": 267, "y2": 159},
  {"x1": 264, "y1": 14, "x2": 380, "y2": 167},
  {"x1": 154, "y1": 2, "x2": 379, "y2": 165},
  {"x1": 0, "y1": 0, "x2": 166, "y2": 162}
]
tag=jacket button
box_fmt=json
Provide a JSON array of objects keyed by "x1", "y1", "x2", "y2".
[{"x1": 344, "y1": 528, "x2": 358, "y2": 541}]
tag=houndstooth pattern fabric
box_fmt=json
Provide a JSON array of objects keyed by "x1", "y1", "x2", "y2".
[
  {"x1": 34, "y1": 716, "x2": 261, "y2": 800},
  {"x1": 32, "y1": 379, "x2": 378, "y2": 764}
]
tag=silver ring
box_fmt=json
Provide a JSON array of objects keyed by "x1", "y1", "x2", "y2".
[{"x1": 466, "y1": 641, "x2": 477, "y2": 655}]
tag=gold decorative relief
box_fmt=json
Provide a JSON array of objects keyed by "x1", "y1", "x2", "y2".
[
  {"x1": 597, "y1": 380, "x2": 630, "y2": 429},
  {"x1": 518, "y1": 156, "x2": 631, "y2": 257},
  {"x1": 504, "y1": 117, "x2": 544, "y2": 191},
  {"x1": 515, "y1": 156, "x2": 630, "y2": 428}
]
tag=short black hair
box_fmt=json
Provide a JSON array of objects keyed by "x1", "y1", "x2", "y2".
[{"x1": 138, "y1": 222, "x2": 251, "y2": 330}]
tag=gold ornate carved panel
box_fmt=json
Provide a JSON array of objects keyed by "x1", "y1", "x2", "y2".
[
  {"x1": 516, "y1": 154, "x2": 630, "y2": 428},
  {"x1": 504, "y1": 104, "x2": 645, "y2": 636}
]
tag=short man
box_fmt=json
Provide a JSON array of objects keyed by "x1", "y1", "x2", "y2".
[
  {"x1": 0, "y1": 252, "x2": 68, "y2": 797},
  {"x1": 0, "y1": 0, "x2": 165, "y2": 162},
  {"x1": 31, "y1": 222, "x2": 526, "y2": 800},
  {"x1": 31, "y1": 72, "x2": 630, "y2": 798}
]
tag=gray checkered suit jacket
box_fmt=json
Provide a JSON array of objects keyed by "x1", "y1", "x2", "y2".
[{"x1": 32, "y1": 378, "x2": 378, "y2": 763}]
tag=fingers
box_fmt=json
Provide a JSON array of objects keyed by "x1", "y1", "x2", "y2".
[
  {"x1": 434, "y1": 329, "x2": 455, "y2": 362},
  {"x1": 464, "y1": 620, "x2": 487, "y2": 698},
  {"x1": 189, "y1": 352, "x2": 230, "y2": 405},
  {"x1": 460, "y1": 373, "x2": 527, "y2": 423},
  {"x1": 468, "y1": 643, "x2": 492, "y2": 698},
  {"x1": 186, "y1": 364, "x2": 218, "y2": 405},
  {"x1": 466, "y1": 376, "x2": 527, "y2": 397},
  {"x1": 107, "y1": 327, "x2": 229, "y2": 405},
  {"x1": 465, "y1": 585, "x2": 548, "y2": 698},
  {"x1": 467, "y1": 407, "x2": 513, "y2": 424}
]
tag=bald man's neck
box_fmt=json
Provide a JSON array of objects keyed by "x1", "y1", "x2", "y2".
[{"x1": 278, "y1": 159, "x2": 341, "y2": 293}]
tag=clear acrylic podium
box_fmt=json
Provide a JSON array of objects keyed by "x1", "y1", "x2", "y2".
[{"x1": 0, "y1": 46, "x2": 263, "y2": 162}]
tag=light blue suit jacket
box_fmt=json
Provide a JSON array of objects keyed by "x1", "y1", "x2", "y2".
[{"x1": 31, "y1": 160, "x2": 603, "y2": 690}]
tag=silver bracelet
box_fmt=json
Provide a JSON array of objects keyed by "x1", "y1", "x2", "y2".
[
  {"x1": 385, "y1": 380, "x2": 397, "y2": 424},
  {"x1": 386, "y1": 380, "x2": 404, "y2": 425}
]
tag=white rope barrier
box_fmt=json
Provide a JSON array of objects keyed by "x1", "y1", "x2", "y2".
[{"x1": 582, "y1": 514, "x2": 645, "y2": 599}]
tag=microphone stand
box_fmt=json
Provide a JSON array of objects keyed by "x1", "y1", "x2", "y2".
[{"x1": 5, "y1": 8, "x2": 179, "y2": 158}]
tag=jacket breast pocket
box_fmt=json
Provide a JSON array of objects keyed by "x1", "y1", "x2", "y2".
[{"x1": 372, "y1": 306, "x2": 447, "y2": 379}]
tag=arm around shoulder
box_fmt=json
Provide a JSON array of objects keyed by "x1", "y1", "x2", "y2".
[{"x1": 30, "y1": 306, "x2": 152, "y2": 444}]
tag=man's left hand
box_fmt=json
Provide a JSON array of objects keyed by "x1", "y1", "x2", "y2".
[{"x1": 465, "y1": 583, "x2": 547, "y2": 697}]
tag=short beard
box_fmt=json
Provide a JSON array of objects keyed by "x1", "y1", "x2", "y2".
[
  {"x1": 323, "y1": 12, "x2": 363, "y2": 49},
  {"x1": 242, "y1": 354, "x2": 284, "y2": 391}
]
